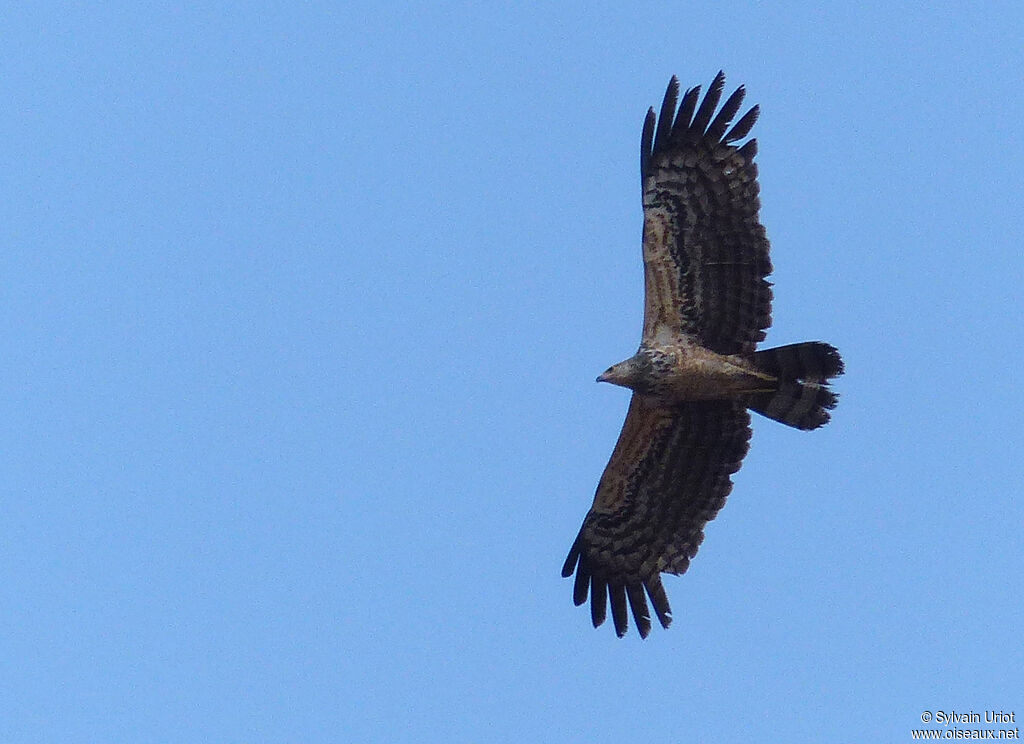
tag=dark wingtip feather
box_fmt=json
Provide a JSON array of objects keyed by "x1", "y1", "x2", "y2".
[
  {"x1": 640, "y1": 107, "x2": 656, "y2": 180},
  {"x1": 724, "y1": 104, "x2": 759, "y2": 143},
  {"x1": 590, "y1": 578, "x2": 608, "y2": 628},
  {"x1": 645, "y1": 576, "x2": 673, "y2": 630},
  {"x1": 653, "y1": 77, "x2": 680, "y2": 154},
  {"x1": 610, "y1": 584, "x2": 628, "y2": 638},
  {"x1": 689, "y1": 71, "x2": 726, "y2": 136},
  {"x1": 672, "y1": 85, "x2": 701, "y2": 140},
  {"x1": 572, "y1": 559, "x2": 589, "y2": 606},
  {"x1": 561, "y1": 537, "x2": 581, "y2": 578},
  {"x1": 706, "y1": 85, "x2": 746, "y2": 143},
  {"x1": 627, "y1": 584, "x2": 652, "y2": 639},
  {"x1": 737, "y1": 138, "x2": 758, "y2": 160}
]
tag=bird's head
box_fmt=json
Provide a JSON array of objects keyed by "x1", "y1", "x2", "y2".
[{"x1": 596, "y1": 354, "x2": 648, "y2": 390}]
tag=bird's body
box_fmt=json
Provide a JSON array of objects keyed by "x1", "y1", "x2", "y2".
[
  {"x1": 600, "y1": 342, "x2": 776, "y2": 401},
  {"x1": 562, "y1": 72, "x2": 844, "y2": 638}
]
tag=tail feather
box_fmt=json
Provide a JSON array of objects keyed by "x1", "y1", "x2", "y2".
[
  {"x1": 747, "y1": 342, "x2": 843, "y2": 430},
  {"x1": 753, "y1": 342, "x2": 844, "y2": 382}
]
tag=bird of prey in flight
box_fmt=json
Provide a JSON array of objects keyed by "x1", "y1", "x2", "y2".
[{"x1": 562, "y1": 72, "x2": 844, "y2": 638}]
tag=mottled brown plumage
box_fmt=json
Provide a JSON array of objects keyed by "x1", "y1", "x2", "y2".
[{"x1": 563, "y1": 73, "x2": 844, "y2": 638}]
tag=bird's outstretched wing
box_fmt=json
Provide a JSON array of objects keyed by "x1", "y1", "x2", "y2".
[
  {"x1": 640, "y1": 72, "x2": 773, "y2": 355},
  {"x1": 562, "y1": 396, "x2": 751, "y2": 637}
]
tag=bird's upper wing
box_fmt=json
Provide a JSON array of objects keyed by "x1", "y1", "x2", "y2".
[
  {"x1": 640, "y1": 72, "x2": 773, "y2": 355},
  {"x1": 562, "y1": 396, "x2": 751, "y2": 638}
]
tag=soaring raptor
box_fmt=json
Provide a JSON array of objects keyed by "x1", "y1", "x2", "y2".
[{"x1": 562, "y1": 72, "x2": 844, "y2": 638}]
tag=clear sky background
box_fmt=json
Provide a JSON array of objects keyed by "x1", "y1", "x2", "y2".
[{"x1": 2, "y1": 2, "x2": 1022, "y2": 742}]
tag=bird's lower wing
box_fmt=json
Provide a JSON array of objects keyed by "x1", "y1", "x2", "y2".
[{"x1": 562, "y1": 396, "x2": 751, "y2": 637}]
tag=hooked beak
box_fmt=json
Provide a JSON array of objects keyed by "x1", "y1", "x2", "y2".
[{"x1": 596, "y1": 371, "x2": 611, "y2": 384}]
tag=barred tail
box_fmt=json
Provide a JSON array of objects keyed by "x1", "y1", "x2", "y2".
[{"x1": 746, "y1": 342, "x2": 844, "y2": 430}]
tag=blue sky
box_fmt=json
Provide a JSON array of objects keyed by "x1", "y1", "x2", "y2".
[{"x1": 2, "y1": 2, "x2": 1022, "y2": 742}]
